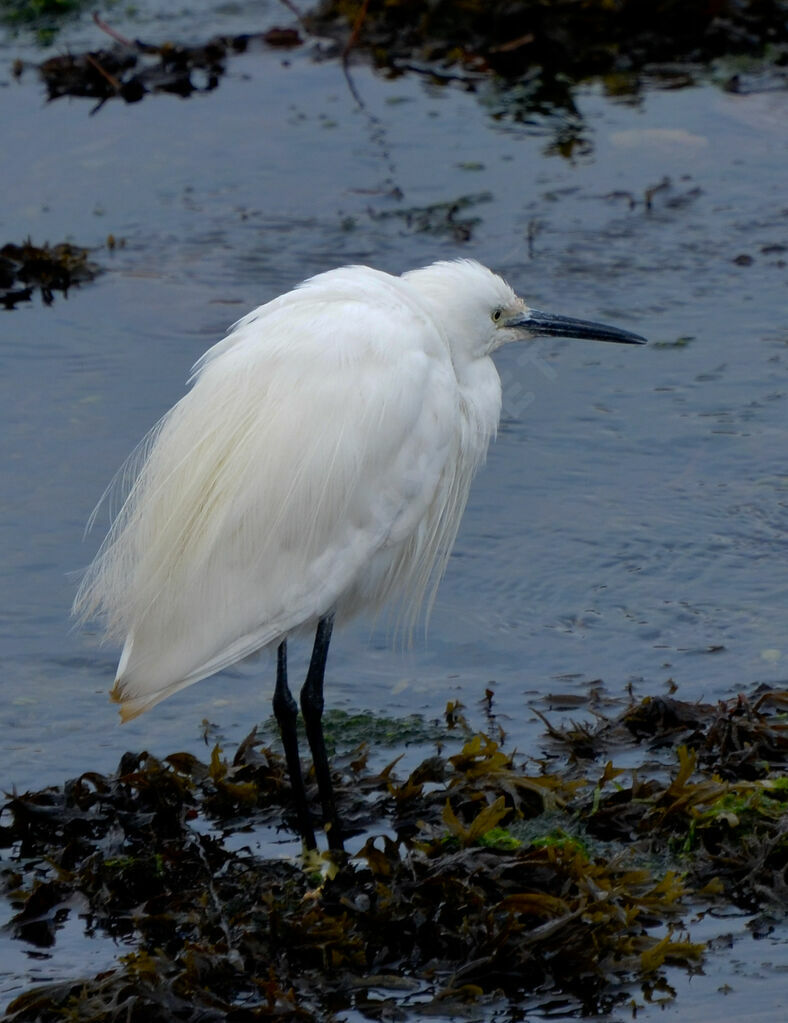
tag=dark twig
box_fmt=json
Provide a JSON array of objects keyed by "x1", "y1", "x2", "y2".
[{"x1": 84, "y1": 52, "x2": 123, "y2": 93}]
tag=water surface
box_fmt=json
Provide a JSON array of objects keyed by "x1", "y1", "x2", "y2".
[{"x1": 0, "y1": 2, "x2": 786, "y2": 1016}]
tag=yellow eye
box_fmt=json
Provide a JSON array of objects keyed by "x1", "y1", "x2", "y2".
[{"x1": 492, "y1": 308, "x2": 502, "y2": 323}]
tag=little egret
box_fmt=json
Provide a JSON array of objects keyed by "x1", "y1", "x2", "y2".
[{"x1": 75, "y1": 259, "x2": 645, "y2": 850}]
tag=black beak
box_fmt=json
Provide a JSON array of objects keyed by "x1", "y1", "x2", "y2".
[{"x1": 507, "y1": 309, "x2": 647, "y2": 345}]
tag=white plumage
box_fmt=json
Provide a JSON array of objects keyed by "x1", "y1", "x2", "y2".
[
  {"x1": 75, "y1": 261, "x2": 509, "y2": 718},
  {"x1": 75, "y1": 259, "x2": 644, "y2": 730}
]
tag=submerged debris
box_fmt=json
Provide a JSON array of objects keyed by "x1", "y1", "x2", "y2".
[
  {"x1": 367, "y1": 191, "x2": 492, "y2": 243},
  {"x1": 2, "y1": 688, "x2": 786, "y2": 1020},
  {"x1": 0, "y1": 239, "x2": 101, "y2": 308}
]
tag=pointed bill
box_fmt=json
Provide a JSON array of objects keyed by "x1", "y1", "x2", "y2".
[{"x1": 506, "y1": 309, "x2": 647, "y2": 345}]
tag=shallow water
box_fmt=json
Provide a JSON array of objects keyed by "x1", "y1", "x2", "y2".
[{"x1": 0, "y1": 1, "x2": 786, "y2": 1016}]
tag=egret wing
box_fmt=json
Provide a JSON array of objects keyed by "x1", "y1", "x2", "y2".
[{"x1": 79, "y1": 285, "x2": 460, "y2": 718}]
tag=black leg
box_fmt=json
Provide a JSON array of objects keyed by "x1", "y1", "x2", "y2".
[
  {"x1": 272, "y1": 639, "x2": 316, "y2": 850},
  {"x1": 300, "y1": 613, "x2": 343, "y2": 851}
]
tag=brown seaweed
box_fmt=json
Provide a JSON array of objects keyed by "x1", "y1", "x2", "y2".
[
  {"x1": 308, "y1": 0, "x2": 788, "y2": 85},
  {"x1": 3, "y1": 687, "x2": 786, "y2": 1020},
  {"x1": 24, "y1": 16, "x2": 302, "y2": 112},
  {"x1": 0, "y1": 239, "x2": 101, "y2": 308}
]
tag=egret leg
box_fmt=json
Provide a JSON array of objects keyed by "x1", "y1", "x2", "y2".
[
  {"x1": 272, "y1": 639, "x2": 317, "y2": 850},
  {"x1": 300, "y1": 613, "x2": 343, "y2": 851}
]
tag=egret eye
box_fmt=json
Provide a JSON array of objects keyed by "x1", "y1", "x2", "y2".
[{"x1": 492, "y1": 308, "x2": 503, "y2": 323}]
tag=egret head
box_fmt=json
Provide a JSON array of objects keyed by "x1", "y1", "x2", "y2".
[
  {"x1": 497, "y1": 303, "x2": 647, "y2": 349},
  {"x1": 403, "y1": 259, "x2": 646, "y2": 363}
]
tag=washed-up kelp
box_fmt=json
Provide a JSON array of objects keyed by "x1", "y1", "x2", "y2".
[
  {"x1": 17, "y1": 1, "x2": 788, "y2": 113},
  {"x1": 0, "y1": 240, "x2": 101, "y2": 308},
  {"x1": 21, "y1": 16, "x2": 301, "y2": 111},
  {"x1": 2, "y1": 687, "x2": 786, "y2": 1021},
  {"x1": 309, "y1": 0, "x2": 788, "y2": 80},
  {"x1": 540, "y1": 687, "x2": 788, "y2": 777}
]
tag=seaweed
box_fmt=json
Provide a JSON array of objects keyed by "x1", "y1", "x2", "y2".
[
  {"x1": 308, "y1": 0, "x2": 788, "y2": 84},
  {"x1": 542, "y1": 685, "x2": 788, "y2": 778},
  {"x1": 0, "y1": 239, "x2": 101, "y2": 308},
  {"x1": 14, "y1": 1, "x2": 788, "y2": 117},
  {"x1": 19, "y1": 15, "x2": 302, "y2": 112},
  {"x1": 3, "y1": 687, "x2": 786, "y2": 1019}
]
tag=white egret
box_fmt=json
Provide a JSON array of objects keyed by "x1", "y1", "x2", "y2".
[{"x1": 75, "y1": 259, "x2": 645, "y2": 850}]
